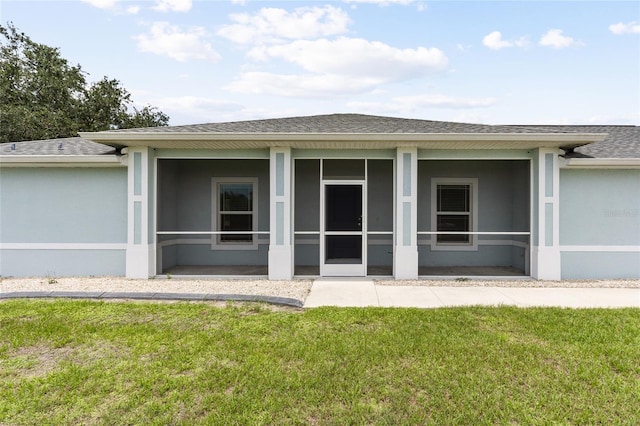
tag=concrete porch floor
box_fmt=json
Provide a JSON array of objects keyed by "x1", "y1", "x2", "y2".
[
  {"x1": 419, "y1": 266, "x2": 525, "y2": 277},
  {"x1": 163, "y1": 265, "x2": 268, "y2": 276},
  {"x1": 162, "y1": 265, "x2": 526, "y2": 278}
]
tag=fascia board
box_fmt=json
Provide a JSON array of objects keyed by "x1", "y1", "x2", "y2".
[
  {"x1": 0, "y1": 155, "x2": 124, "y2": 167},
  {"x1": 561, "y1": 158, "x2": 640, "y2": 169},
  {"x1": 79, "y1": 131, "x2": 608, "y2": 150},
  {"x1": 80, "y1": 131, "x2": 607, "y2": 142}
]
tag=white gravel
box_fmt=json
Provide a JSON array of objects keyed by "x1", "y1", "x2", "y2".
[
  {"x1": 374, "y1": 278, "x2": 640, "y2": 288},
  {"x1": 0, "y1": 277, "x2": 313, "y2": 301},
  {"x1": 1, "y1": 277, "x2": 637, "y2": 304}
]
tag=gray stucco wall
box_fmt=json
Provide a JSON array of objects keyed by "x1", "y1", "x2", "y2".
[
  {"x1": 417, "y1": 160, "x2": 530, "y2": 270},
  {"x1": 559, "y1": 168, "x2": 640, "y2": 279},
  {"x1": 0, "y1": 167, "x2": 127, "y2": 277},
  {"x1": 0, "y1": 249, "x2": 126, "y2": 277},
  {"x1": 157, "y1": 159, "x2": 270, "y2": 270}
]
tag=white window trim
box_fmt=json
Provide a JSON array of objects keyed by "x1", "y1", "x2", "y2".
[
  {"x1": 430, "y1": 178, "x2": 478, "y2": 251},
  {"x1": 211, "y1": 177, "x2": 259, "y2": 251}
]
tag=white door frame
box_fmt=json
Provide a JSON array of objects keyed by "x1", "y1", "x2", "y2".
[{"x1": 320, "y1": 179, "x2": 367, "y2": 276}]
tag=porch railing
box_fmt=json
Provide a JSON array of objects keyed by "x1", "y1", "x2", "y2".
[
  {"x1": 157, "y1": 231, "x2": 529, "y2": 237},
  {"x1": 417, "y1": 232, "x2": 530, "y2": 236},
  {"x1": 157, "y1": 231, "x2": 270, "y2": 235}
]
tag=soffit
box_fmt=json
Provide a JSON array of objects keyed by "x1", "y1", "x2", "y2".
[{"x1": 79, "y1": 132, "x2": 607, "y2": 151}]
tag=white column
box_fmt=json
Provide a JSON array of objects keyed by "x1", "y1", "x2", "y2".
[
  {"x1": 268, "y1": 147, "x2": 293, "y2": 279},
  {"x1": 394, "y1": 147, "x2": 419, "y2": 279},
  {"x1": 531, "y1": 148, "x2": 561, "y2": 280},
  {"x1": 125, "y1": 147, "x2": 155, "y2": 278}
]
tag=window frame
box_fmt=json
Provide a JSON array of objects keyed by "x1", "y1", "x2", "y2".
[
  {"x1": 430, "y1": 178, "x2": 478, "y2": 251},
  {"x1": 211, "y1": 177, "x2": 259, "y2": 250}
]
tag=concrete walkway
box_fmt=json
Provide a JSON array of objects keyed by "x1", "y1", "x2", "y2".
[
  {"x1": 303, "y1": 279, "x2": 640, "y2": 308},
  {"x1": 2, "y1": 281, "x2": 638, "y2": 309}
]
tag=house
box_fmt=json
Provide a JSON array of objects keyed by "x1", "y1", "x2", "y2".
[{"x1": 1, "y1": 114, "x2": 639, "y2": 280}]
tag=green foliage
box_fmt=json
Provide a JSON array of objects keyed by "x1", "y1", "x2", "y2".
[
  {"x1": 1, "y1": 301, "x2": 639, "y2": 424},
  {"x1": 0, "y1": 23, "x2": 169, "y2": 142}
]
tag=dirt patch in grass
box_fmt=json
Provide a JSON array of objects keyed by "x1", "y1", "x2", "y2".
[
  {"x1": 9, "y1": 344, "x2": 74, "y2": 378},
  {"x1": 7, "y1": 341, "x2": 128, "y2": 378}
]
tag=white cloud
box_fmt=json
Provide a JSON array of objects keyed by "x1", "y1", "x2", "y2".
[
  {"x1": 609, "y1": 21, "x2": 640, "y2": 35},
  {"x1": 231, "y1": 0, "x2": 247, "y2": 5},
  {"x1": 153, "y1": 0, "x2": 192, "y2": 13},
  {"x1": 249, "y1": 37, "x2": 448, "y2": 78},
  {"x1": 226, "y1": 72, "x2": 382, "y2": 97},
  {"x1": 218, "y1": 6, "x2": 351, "y2": 45},
  {"x1": 81, "y1": 0, "x2": 139, "y2": 14},
  {"x1": 344, "y1": 0, "x2": 416, "y2": 5},
  {"x1": 344, "y1": 0, "x2": 427, "y2": 11},
  {"x1": 134, "y1": 22, "x2": 220, "y2": 62},
  {"x1": 126, "y1": 5, "x2": 141, "y2": 15},
  {"x1": 539, "y1": 29, "x2": 578, "y2": 49},
  {"x1": 81, "y1": 0, "x2": 117, "y2": 9},
  {"x1": 229, "y1": 37, "x2": 447, "y2": 97},
  {"x1": 482, "y1": 31, "x2": 529, "y2": 50},
  {"x1": 482, "y1": 31, "x2": 512, "y2": 50}
]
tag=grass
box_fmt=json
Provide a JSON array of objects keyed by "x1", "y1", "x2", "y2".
[{"x1": 1, "y1": 300, "x2": 638, "y2": 425}]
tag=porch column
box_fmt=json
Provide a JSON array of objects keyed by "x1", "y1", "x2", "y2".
[
  {"x1": 394, "y1": 147, "x2": 419, "y2": 279},
  {"x1": 268, "y1": 147, "x2": 293, "y2": 279},
  {"x1": 125, "y1": 146, "x2": 155, "y2": 278},
  {"x1": 531, "y1": 148, "x2": 561, "y2": 280}
]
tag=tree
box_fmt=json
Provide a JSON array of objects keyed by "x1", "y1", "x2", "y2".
[
  {"x1": 0, "y1": 23, "x2": 169, "y2": 142},
  {"x1": 80, "y1": 77, "x2": 168, "y2": 131}
]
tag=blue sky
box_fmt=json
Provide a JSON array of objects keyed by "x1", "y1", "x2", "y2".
[{"x1": 2, "y1": 0, "x2": 639, "y2": 126}]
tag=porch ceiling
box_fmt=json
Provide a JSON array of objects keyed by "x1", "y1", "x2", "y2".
[{"x1": 80, "y1": 132, "x2": 607, "y2": 151}]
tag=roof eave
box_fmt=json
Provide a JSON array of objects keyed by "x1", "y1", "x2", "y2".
[
  {"x1": 78, "y1": 131, "x2": 607, "y2": 150},
  {"x1": 0, "y1": 155, "x2": 125, "y2": 167},
  {"x1": 561, "y1": 158, "x2": 640, "y2": 169}
]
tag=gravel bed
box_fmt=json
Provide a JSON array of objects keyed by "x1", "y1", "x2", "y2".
[
  {"x1": 0, "y1": 277, "x2": 313, "y2": 301},
  {"x1": 1, "y1": 277, "x2": 638, "y2": 304},
  {"x1": 374, "y1": 278, "x2": 640, "y2": 288}
]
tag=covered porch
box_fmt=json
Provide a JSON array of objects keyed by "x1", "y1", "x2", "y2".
[
  {"x1": 78, "y1": 114, "x2": 602, "y2": 281},
  {"x1": 153, "y1": 153, "x2": 532, "y2": 279}
]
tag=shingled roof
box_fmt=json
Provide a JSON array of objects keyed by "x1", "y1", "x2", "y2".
[
  {"x1": 0, "y1": 137, "x2": 117, "y2": 156},
  {"x1": 112, "y1": 113, "x2": 572, "y2": 135},
  {"x1": 2, "y1": 114, "x2": 638, "y2": 158},
  {"x1": 507, "y1": 125, "x2": 640, "y2": 159}
]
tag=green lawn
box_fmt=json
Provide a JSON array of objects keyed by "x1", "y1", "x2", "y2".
[{"x1": 1, "y1": 300, "x2": 638, "y2": 425}]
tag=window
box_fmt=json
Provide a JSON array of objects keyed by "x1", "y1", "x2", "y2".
[
  {"x1": 212, "y1": 178, "x2": 258, "y2": 249},
  {"x1": 431, "y1": 178, "x2": 478, "y2": 249}
]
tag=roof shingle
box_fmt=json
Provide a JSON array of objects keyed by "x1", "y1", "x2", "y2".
[
  {"x1": 113, "y1": 113, "x2": 578, "y2": 135},
  {"x1": 2, "y1": 114, "x2": 638, "y2": 158},
  {"x1": 0, "y1": 137, "x2": 117, "y2": 156}
]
